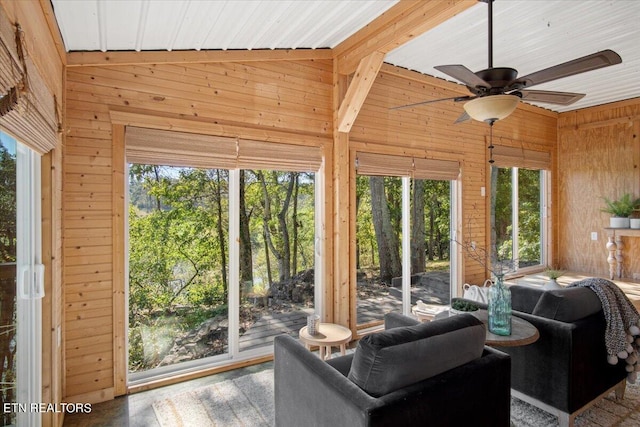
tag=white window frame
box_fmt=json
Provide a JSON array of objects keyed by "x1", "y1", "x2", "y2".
[
  {"x1": 15, "y1": 141, "x2": 43, "y2": 427},
  {"x1": 127, "y1": 163, "x2": 324, "y2": 385},
  {"x1": 502, "y1": 167, "x2": 550, "y2": 276}
]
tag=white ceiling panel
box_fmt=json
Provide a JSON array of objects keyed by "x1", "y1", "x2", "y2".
[
  {"x1": 385, "y1": 1, "x2": 640, "y2": 112},
  {"x1": 50, "y1": 0, "x2": 640, "y2": 113}
]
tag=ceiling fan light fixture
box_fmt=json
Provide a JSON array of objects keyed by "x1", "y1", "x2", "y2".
[{"x1": 463, "y1": 95, "x2": 520, "y2": 123}]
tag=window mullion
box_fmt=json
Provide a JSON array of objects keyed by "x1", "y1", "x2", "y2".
[
  {"x1": 402, "y1": 177, "x2": 411, "y2": 316},
  {"x1": 228, "y1": 169, "x2": 240, "y2": 357}
]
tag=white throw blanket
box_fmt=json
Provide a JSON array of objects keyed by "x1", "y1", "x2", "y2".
[{"x1": 569, "y1": 277, "x2": 640, "y2": 382}]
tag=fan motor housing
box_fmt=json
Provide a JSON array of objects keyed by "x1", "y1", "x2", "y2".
[{"x1": 471, "y1": 67, "x2": 518, "y2": 95}]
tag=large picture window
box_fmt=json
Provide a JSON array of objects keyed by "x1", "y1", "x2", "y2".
[
  {"x1": 125, "y1": 128, "x2": 322, "y2": 383},
  {"x1": 355, "y1": 153, "x2": 459, "y2": 327},
  {"x1": 489, "y1": 145, "x2": 550, "y2": 274}
]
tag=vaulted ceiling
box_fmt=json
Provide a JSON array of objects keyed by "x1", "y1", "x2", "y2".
[{"x1": 51, "y1": 0, "x2": 640, "y2": 113}]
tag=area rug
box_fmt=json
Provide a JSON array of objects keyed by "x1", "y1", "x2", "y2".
[{"x1": 153, "y1": 369, "x2": 640, "y2": 426}]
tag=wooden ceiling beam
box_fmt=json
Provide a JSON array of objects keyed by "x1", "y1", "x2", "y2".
[
  {"x1": 66, "y1": 48, "x2": 333, "y2": 67},
  {"x1": 337, "y1": 51, "x2": 385, "y2": 133},
  {"x1": 334, "y1": 0, "x2": 476, "y2": 76}
]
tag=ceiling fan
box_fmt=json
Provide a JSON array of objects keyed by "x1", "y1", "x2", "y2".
[{"x1": 391, "y1": 0, "x2": 622, "y2": 124}]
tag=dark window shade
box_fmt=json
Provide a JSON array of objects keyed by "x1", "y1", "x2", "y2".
[
  {"x1": 356, "y1": 152, "x2": 459, "y2": 181},
  {"x1": 491, "y1": 145, "x2": 551, "y2": 170},
  {"x1": 125, "y1": 126, "x2": 322, "y2": 172}
]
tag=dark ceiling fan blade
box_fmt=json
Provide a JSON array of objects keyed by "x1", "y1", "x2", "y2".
[
  {"x1": 512, "y1": 50, "x2": 622, "y2": 89},
  {"x1": 434, "y1": 65, "x2": 491, "y2": 89},
  {"x1": 517, "y1": 90, "x2": 585, "y2": 106},
  {"x1": 390, "y1": 96, "x2": 473, "y2": 110},
  {"x1": 454, "y1": 111, "x2": 471, "y2": 124}
]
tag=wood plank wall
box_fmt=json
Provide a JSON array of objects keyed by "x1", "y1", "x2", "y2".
[
  {"x1": 63, "y1": 60, "x2": 333, "y2": 402},
  {"x1": 557, "y1": 98, "x2": 640, "y2": 278},
  {"x1": 63, "y1": 58, "x2": 558, "y2": 401},
  {"x1": 0, "y1": 1, "x2": 65, "y2": 426}
]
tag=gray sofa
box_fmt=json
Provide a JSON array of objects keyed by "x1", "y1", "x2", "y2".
[
  {"x1": 274, "y1": 313, "x2": 511, "y2": 427},
  {"x1": 456, "y1": 285, "x2": 628, "y2": 427}
]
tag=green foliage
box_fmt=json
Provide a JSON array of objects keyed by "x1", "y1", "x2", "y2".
[
  {"x1": 452, "y1": 299, "x2": 479, "y2": 312},
  {"x1": 355, "y1": 175, "x2": 451, "y2": 272},
  {"x1": 493, "y1": 167, "x2": 542, "y2": 268},
  {"x1": 0, "y1": 143, "x2": 16, "y2": 263},
  {"x1": 128, "y1": 164, "x2": 316, "y2": 372},
  {"x1": 545, "y1": 268, "x2": 565, "y2": 279},
  {"x1": 601, "y1": 193, "x2": 640, "y2": 217}
]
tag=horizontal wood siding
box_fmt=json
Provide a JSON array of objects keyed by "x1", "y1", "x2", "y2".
[
  {"x1": 557, "y1": 99, "x2": 640, "y2": 278},
  {"x1": 63, "y1": 60, "x2": 332, "y2": 401}
]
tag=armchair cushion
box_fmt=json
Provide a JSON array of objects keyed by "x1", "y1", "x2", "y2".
[
  {"x1": 347, "y1": 314, "x2": 485, "y2": 397},
  {"x1": 532, "y1": 287, "x2": 601, "y2": 322}
]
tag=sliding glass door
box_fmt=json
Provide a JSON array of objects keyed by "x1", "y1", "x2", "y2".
[
  {"x1": 355, "y1": 174, "x2": 452, "y2": 327},
  {"x1": 0, "y1": 131, "x2": 43, "y2": 426},
  {"x1": 128, "y1": 163, "x2": 317, "y2": 381}
]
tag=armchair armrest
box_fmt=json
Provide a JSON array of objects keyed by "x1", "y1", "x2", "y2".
[
  {"x1": 274, "y1": 335, "x2": 378, "y2": 427},
  {"x1": 497, "y1": 311, "x2": 626, "y2": 413}
]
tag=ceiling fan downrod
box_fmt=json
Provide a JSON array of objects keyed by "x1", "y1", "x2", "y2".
[{"x1": 486, "y1": 0, "x2": 494, "y2": 68}]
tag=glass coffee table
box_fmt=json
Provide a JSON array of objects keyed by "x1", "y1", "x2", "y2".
[{"x1": 435, "y1": 309, "x2": 539, "y2": 347}]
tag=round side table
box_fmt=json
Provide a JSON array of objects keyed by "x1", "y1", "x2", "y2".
[{"x1": 299, "y1": 323, "x2": 352, "y2": 360}]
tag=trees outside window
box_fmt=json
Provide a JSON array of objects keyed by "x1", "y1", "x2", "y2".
[
  {"x1": 356, "y1": 175, "x2": 451, "y2": 326},
  {"x1": 128, "y1": 165, "x2": 316, "y2": 375},
  {"x1": 490, "y1": 166, "x2": 544, "y2": 271}
]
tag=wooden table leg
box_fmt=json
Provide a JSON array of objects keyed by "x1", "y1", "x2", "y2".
[
  {"x1": 319, "y1": 346, "x2": 326, "y2": 360},
  {"x1": 607, "y1": 236, "x2": 617, "y2": 280},
  {"x1": 616, "y1": 235, "x2": 624, "y2": 278},
  {"x1": 340, "y1": 343, "x2": 346, "y2": 356}
]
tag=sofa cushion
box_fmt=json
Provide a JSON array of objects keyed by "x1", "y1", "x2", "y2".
[
  {"x1": 347, "y1": 314, "x2": 485, "y2": 397},
  {"x1": 532, "y1": 287, "x2": 602, "y2": 322}
]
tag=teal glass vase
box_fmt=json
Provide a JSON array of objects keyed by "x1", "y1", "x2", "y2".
[{"x1": 488, "y1": 275, "x2": 511, "y2": 336}]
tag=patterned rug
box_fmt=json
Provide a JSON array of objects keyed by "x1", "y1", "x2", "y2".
[{"x1": 153, "y1": 369, "x2": 640, "y2": 426}]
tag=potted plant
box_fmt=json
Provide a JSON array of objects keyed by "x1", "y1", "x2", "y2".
[
  {"x1": 451, "y1": 299, "x2": 480, "y2": 315},
  {"x1": 601, "y1": 193, "x2": 640, "y2": 228},
  {"x1": 543, "y1": 268, "x2": 564, "y2": 290}
]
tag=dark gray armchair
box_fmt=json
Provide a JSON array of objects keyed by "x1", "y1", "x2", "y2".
[
  {"x1": 274, "y1": 313, "x2": 511, "y2": 427},
  {"x1": 456, "y1": 285, "x2": 628, "y2": 427}
]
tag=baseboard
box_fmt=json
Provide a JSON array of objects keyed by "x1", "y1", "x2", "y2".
[{"x1": 64, "y1": 387, "x2": 115, "y2": 405}]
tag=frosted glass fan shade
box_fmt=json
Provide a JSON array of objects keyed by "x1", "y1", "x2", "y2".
[{"x1": 463, "y1": 95, "x2": 519, "y2": 122}]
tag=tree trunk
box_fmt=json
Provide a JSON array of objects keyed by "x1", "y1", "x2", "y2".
[
  {"x1": 215, "y1": 170, "x2": 228, "y2": 296},
  {"x1": 239, "y1": 170, "x2": 253, "y2": 290},
  {"x1": 369, "y1": 176, "x2": 401, "y2": 283},
  {"x1": 276, "y1": 172, "x2": 296, "y2": 281},
  {"x1": 411, "y1": 179, "x2": 426, "y2": 274},
  {"x1": 428, "y1": 193, "x2": 436, "y2": 261}
]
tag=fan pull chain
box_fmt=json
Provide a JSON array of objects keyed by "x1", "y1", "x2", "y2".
[{"x1": 488, "y1": 119, "x2": 495, "y2": 164}]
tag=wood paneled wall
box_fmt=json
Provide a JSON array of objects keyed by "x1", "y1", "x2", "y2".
[
  {"x1": 63, "y1": 60, "x2": 333, "y2": 401},
  {"x1": 557, "y1": 98, "x2": 640, "y2": 277},
  {"x1": 63, "y1": 54, "x2": 558, "y2": 401},
  {"x1": 0, "y1": 1, "x2": 65, "y2": 426}
]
